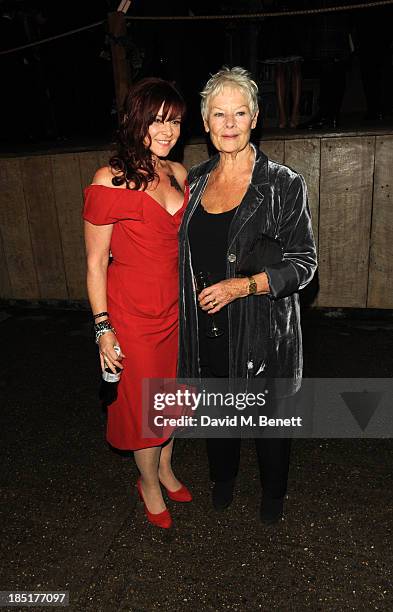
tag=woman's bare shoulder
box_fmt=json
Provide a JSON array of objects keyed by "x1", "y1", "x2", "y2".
[
  {"x1": 91, "y1": 166, "x2": 124, "y2": 188},
  {"x1": 167, "y1": 161, "x2": 187, "y2": 184}
]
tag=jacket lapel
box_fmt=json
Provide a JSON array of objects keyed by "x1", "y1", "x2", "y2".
[
  {"x1": 184, "y1": 154, "x2": 220, "y2": 230},
  {"x1": 228, "y1": 145, "x2": 269, "y2": 248},
  {"x1": 186, "y1": 145, "x2": 270, "y2": 248}
]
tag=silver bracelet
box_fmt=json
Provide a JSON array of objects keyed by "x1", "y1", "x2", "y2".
[
  {"x1": 94, "y1": 319, "x2": 116, "y2": 344},
  {"x1": 95, "y1": 327, "x2": 116, "y2": 343}
]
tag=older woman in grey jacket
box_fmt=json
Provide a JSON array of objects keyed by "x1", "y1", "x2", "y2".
[{"x1": 178, "y1": 67, "x2": 317, "y2": 523}]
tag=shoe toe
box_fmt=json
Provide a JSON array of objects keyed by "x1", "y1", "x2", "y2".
[
  {"x1": 212, "y1": 480, "x2": 235, "y2": 511},
  {"x1": 167, "y1": 484, "x2": 192, "y2": 502},
  {"x1": 260, "y1": 496, "x2": 284, "y2": 525}
]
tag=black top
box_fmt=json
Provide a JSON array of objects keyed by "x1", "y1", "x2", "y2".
[{"x1": 188, "y1": 202, "x2": 238, "y2": 377}]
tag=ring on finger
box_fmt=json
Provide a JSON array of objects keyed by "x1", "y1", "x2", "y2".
[{"x1": 211, "y1": 300, "x2": 217, "y2": 308}]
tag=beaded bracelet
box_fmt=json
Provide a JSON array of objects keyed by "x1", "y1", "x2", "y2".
[
  {"x1": 94, "y1": 319, "x2": 116, "y2": 344},
  {"x1": 94, "y1": 319, "x2": 112, "y2": 331},
  {"x1": 93, "y1": 311, "x2": 109, "y2": 320}
]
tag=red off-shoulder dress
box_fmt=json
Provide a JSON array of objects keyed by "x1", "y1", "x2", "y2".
[{"x1": 83, "y1": 184, "x2": 189, "y2": 450}]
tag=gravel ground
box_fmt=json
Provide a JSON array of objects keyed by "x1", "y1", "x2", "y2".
[{"x1": 0, "y1": 307, "x2": 392, "y2": 612}]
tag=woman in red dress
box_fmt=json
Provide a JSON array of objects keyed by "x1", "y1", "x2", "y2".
[{"x1": 83, "y1": 78, "x2": 191, "y2": 529}]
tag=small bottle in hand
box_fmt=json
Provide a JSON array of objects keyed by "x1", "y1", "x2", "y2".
[{"x1": 102, "y1": 345, "x2": 122, "y2": 382}]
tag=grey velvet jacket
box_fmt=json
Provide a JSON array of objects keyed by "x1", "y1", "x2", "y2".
[{"x1": 177, "y1": 145, "x2": 317, "y2": 396}]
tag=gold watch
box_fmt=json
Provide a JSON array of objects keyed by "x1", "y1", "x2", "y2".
[{"x1": 248, "y1": 276, "x2": 257, "y2": 295}]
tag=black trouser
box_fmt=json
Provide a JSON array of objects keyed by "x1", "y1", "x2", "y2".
[
  {"x1": 206, "y1": 437, "x2": 292, "y2": 499},
  {"x1": 200, "y1": 362, "x2": 292, "y2": 499}
]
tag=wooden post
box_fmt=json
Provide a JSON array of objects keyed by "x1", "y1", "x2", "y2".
[{"x1": 108, "y1": 11, "x2": 131, "y2": 118}]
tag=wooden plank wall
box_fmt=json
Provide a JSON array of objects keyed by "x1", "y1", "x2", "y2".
[
  {"x1": 21, "y1": 156, "x2": 68, "y2": 299},
  {"x1": 367, "y1": 135, "x2": 393, "y2": 308},
  {"x1": 0, "y1": 227, "x2": 11, "y2": 298},
  {"x1": 0, "y1": 135, "x2": 392, "y2": 308},
  {"x1": 260, "y1": 140, "x2": 284, "y2": 164},
  {"x1": 0, "y1": 158, "x2": 40, "y2": 299},
  {"x1": 284, "y1": 139, "x2": 320, "y2": 249},
  {"x1": 52, "y1": 154, "x2": 86, "y2": 300},
  {"x1": 318, "y1": 137, "x2": 375, "y2": 307}
]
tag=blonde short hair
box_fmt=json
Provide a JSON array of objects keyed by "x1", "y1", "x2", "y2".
[{"x1": 200, "y1": 66, "x2": 259, "y2": 120}]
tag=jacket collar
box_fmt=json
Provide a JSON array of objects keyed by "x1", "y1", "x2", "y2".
[
  {"x1": 190, "y1": 142, "x2": 269, "y2": 186},
  {"x1": 227, "y1": 144, "x2": 269, "y2": 248},
  {"x1": 186, "y1": 143, "x2": 270, "y2": 249},
  {"x1": 250, "y1": 143, "x2": 269, "y2": 186}
]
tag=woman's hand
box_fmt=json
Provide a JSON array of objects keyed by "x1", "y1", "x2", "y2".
[
  {"x1": 98, "y1": 331, "x2": 125, "y2": 373},
  {"x1": 198, "y1": 273, "x2": 271, "y2": 313},
  {"x1": 198, "y1": 278, "x2": 249, "y2": 314}
]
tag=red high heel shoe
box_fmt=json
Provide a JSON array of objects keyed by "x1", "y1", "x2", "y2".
[
  {"x1": 136, "y1": 479, "x2": 172, "y2": 529},
  {"x1": 162, "y1": 482, "x2": 192, "y2": 502}
]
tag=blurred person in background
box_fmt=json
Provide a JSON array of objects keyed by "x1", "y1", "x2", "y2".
[
  {"x1": 260, "y1": 0, "x2": 305, "y2": 128},
  {"x1": 355, "y1": 3, "x2": 393, "y2": 121},
  {"x1": 299, "y1": 0, "x2": 352, "y2": 130}
]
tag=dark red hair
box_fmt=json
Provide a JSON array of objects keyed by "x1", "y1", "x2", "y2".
[{"x1": 110, "y1": 78, "x2": 186, "y2": 190}]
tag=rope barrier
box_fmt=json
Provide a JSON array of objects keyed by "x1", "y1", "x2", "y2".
[
  {"x1": 125, "y1": 0, "x2": 393, "y2": 20},
  {"x1": 0, "y1": 20, "x2": 105, "y2": 56},
  {"x1": 1, "y1": 0, "x2": 392, "y2": 57}
]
